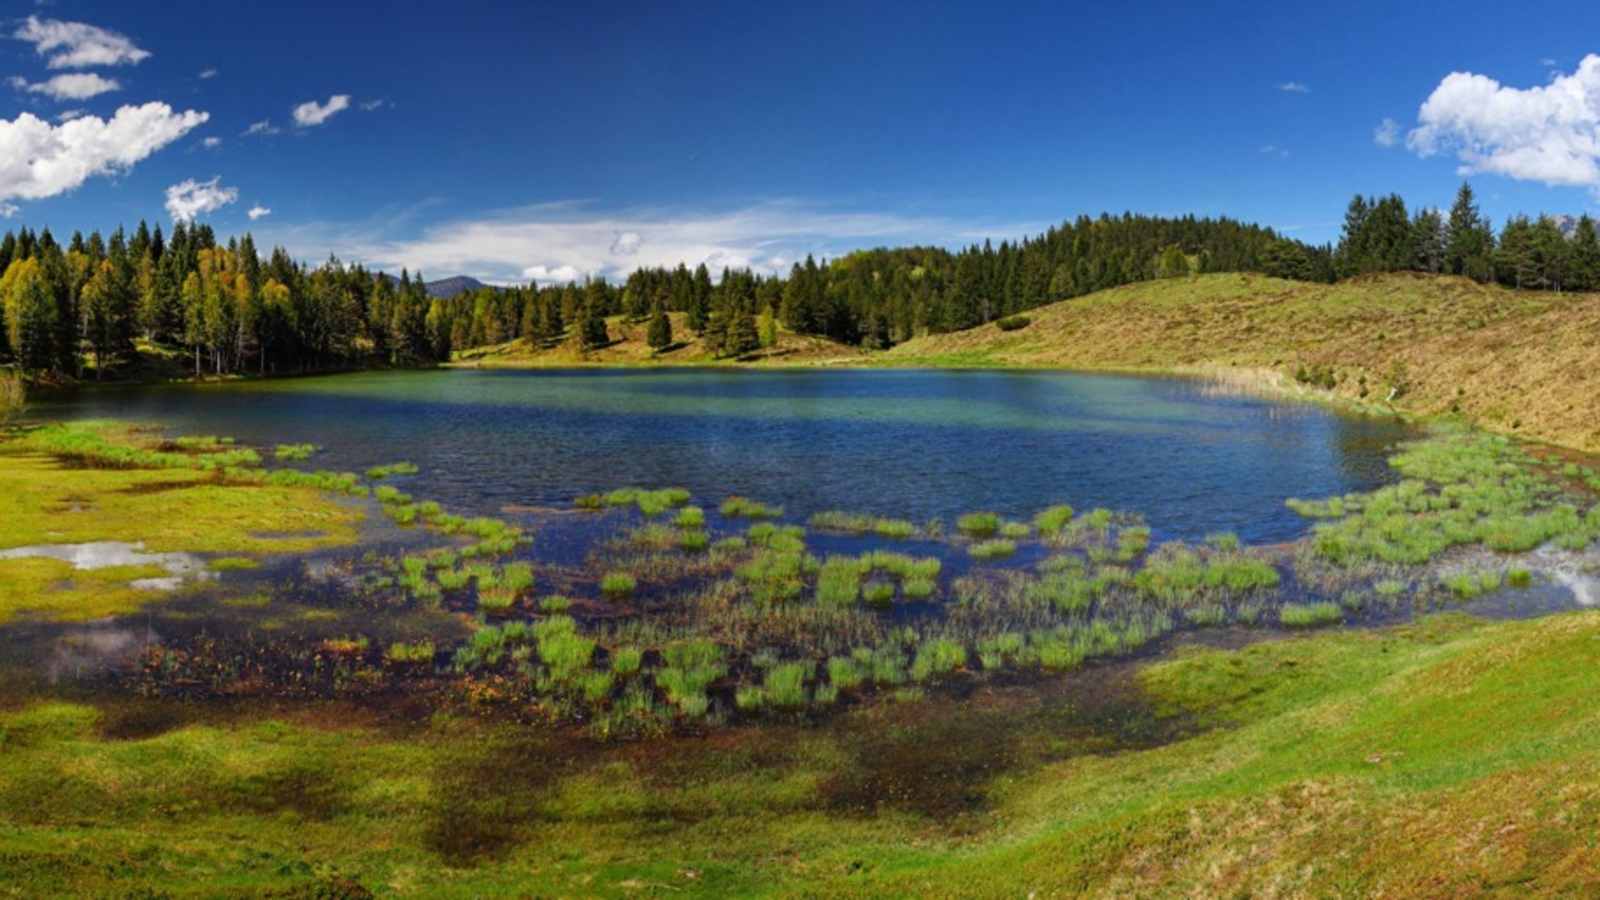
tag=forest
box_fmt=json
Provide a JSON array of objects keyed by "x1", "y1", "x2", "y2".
[{"x1": 3, "y1": 184, "x2": 1596, "y2": 381}]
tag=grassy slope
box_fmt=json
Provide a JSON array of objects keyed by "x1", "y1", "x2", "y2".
[
  {"x1": 886, "y1": 272, "x2": 1600, "y2": 453},
  {"x1": 452, "y1": 311, "x2": 864, "y2": 368},
  {"x1": 2, "y1": 612, "x2": 1598, "y2": 896}
]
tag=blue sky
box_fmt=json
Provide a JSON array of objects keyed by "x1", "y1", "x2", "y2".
[{"x1": 4, "y1": 0, "x2": 1600, "y2": 283}]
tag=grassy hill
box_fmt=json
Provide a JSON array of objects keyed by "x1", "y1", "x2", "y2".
[
  {"x1": 886, "y1": 272, "x2": 1600, "y2": 453},
  {"x1": 451, "y1": 310, "x2": 865, "y2": 368}
]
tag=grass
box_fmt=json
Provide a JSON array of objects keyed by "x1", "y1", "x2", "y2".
[
  {"x1": 272, "y1": 442, "x2": 318, "y2": 461},
  {"x1": 600, "y1": 571, "x2": 637, "y2": 598},
  {"x1": 384, "y1": 639, "x2": 435, "y2": 665},
  {"x1": 5, "y1": 613, "x2": 1600, "y2": 894},
  {"x1": 366, "y1": 461, "x2": 420, "y2": 480},
  {"x1": 968, "y1": 538, "x2": 1017, "y2": 560},
  {"x1": 1033, "y1": 504, "x2": 1075, "y2": 537},
  {"x1": 808, "y1": 510, "x2": 918, "y2": 538},
  {"x1": 1279, "y1": 601, "x2": 1344, "y2": 628},
  {"x1": 886, "y1": 271, "x2": 1600, "y2": 454},
  {"x1": 957, "y1": 511, "x2": 1000, "y2": 536},
  {"x1": 721, "y1": 496, "x2": 783, "y2": 519}
]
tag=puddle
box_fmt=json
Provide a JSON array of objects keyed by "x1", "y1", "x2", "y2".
[
  {"x1": 0, "y1": 541, "x2": 215, "y2": 591},
  {"x1": 1533, "y1": 546, "x2": 1600, "y2": 607}
]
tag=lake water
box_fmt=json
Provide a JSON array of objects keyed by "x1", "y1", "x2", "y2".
[{"x1": 33, "y1": 368, "x2": 1414, "y2": 546}]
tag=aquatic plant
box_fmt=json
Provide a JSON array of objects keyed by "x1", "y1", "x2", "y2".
[
  {"x1": 610, "y1": 645, "x2": 643, "y2": 676},
  {"x1": 1507, "y1": 568, "x2": 1533, "y2": 588},
  {"x1": 722, "y1": 496, "x2": 783, "y2": 519},
  {"x1": 436, "y1": 567, "x2": 471, "y2": 590},
  {"x1": 763, "y1": 661, "x2": 812, "y2": 708},
  {"x1": 656, "y1": 639, "x2": 726, "y2": 714},
  {"x1": 815, "y1": 556, "x2": 864, "y2": 607},
  {"x1": 679, "y1": 529, "x2": 709, "y2": 552},
  {"x1": 999, "y1": 521, "x2": 1032, "y2": 539},
  {"x1": 384, "y1": 640, "x2": 435, "y2": 665},
  {"x1": 675, "y1": 506, "x2": 706, "y2": 528},
  {"x1": 1279, "y1": 602, "x2": 1343, "y2": 628},
  {"x1": 273, "y1": 443, "x2": 318, "y2": 461},
  {"x1": 911, "y1": 638, "x2": 967, "y2": 681},
  {"x1": 540, "y1": 595, "x2": 572, "y2": 613},
  {"x1": 862, "y1": 580, "x2": 896, "y2": 607},
  {"x1": 902, "y1": 576, "x2": 937, "y2": 600},
  {"x1": 957, "y1": 511, "x2": 1000, "y2": 537},
  {"x1": 366, "y1": 462, "x2": 419, "y2": 480},
  {"x1": 478, "y1": 585, "x2": 520, "y2": 615},
  {"x1": 1443, "y1": 569, "x2": 1503, "y2": 600},
  {"x1": 969, "y1": 539, "x2": 1017, "y2": 560},
  {"x1": 826, "y1": 655, "x2": 866, "y2": 691},
  {"x1": 601, "y1": 571, "x2": 637, "y2": 598},
  {"x1": 1034, "y1": 504, "x2": 1075, "y2": 537}
]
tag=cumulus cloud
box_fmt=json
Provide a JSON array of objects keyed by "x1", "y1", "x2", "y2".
[
  {"x1": 164, "y1": 176, "x2": 237, "y2": 222},
  {"x1": 13, "y1": 15, "x2": 150, "y2": 69},
  {"x1": 248, "y1": 201, "x2": 1043, "y2": 285},
  {"x1": 242, "y1": 119, "x2": 279, "y2": 137},
  {"x1": 8, "y1": 72, "x2": 121, "y2": 100},
  {"x1": 1278, "y1": 81, "x2": 1310, "y2": 94},
  {"x1": 1373, "y1": 117, "x2": 1400, "y2": 148},
  {"x1": 1407, "y1": 55, "x2": 1600, "y2": 188},
  {"x1": 292, "y1": 94, "x2": 350, "y2": 127},
  {"x1": 247, "y1": 205, "x2": 271, "y2": 221},
  {"x1": 0, "y1": 103, "x2": 208, "y2": 205}
]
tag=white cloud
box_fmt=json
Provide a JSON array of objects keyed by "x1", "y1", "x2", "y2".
[
  {"x1": 248, "y1": 200, "x2": 1044, "y2": 284},
  {"x1": 13, "y1": 15, "x2": 150, "y2": 69},
  {"x1": 202, "y1": 136, "x2": 221, "y2": 148},
  {"x1": 0, "y1": 103, "x2": 208, "y2": 204},
  {"x1": 1373, "y1": 117, "x2": 1400, "y2": 148},
  {"x1": 1540, "y1": 57, "x2": 1559, "y2": 68},
  {"x1": 198, "y1": 68, "x2": 217, "y2": 79},
  {"x1": 247, "y1": 205, "x2": 271, "y2": 221},
  {"x1": 360, "y1": 98, "x2": 388, "y2": 111},
  {"x1": 8, "y1": 72, "x2": 121, "y2": 100},
  {"x1": 0, "y1": 202, "x2": 18, "y2": 218},
  {"x1": 1407, "y1": 54, "x2": 1600, "y2": 188},
  {"x1": 1279, "y1": 81, "x2": 1310, "y2": 94},
  {"x1": 55, "y1": 108, "x2": 86, "y2": 122},
  {"x1": 292, "y1": 94, "x2": 350, "y2": 127},
  {"x1": 242, "y1": 119, "x2": 279, "y2": 137},
  {"x1": 1259, "y1": 144, "x2": 1289, "y2": 158},
  {"x1": 164, "y1": 176, "x2": 237, "y2": 222}
]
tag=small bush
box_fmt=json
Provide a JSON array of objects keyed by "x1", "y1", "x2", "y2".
[{"x1": 995, "y1": 315, "x2": 1031, "y2": 331}]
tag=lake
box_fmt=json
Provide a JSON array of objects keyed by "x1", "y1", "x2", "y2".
[{"x1": 34, "y1": 368, "x2": 1414, "y2": 546}]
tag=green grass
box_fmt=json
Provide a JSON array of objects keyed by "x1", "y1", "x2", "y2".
[
  {"x1": 720, "y1": 496, "x2": 783, "y2": 519},
  {"x1": 957, "y1": 511, "x2": 1000, "y2": 536},
  {"x1": 600, "y1": 571, "x2": 637, "y2": 598},
  {"x1": 272, "y1": 442, "x2": 318, "y2": 461},
  {"x1": 1278, "y1": 601, "x2": 1344, "y2": 628},
  {"x1": 366, "y1": 461, "x2": 420, "y2": 480},
  {"x1": 1033, "y1": 504, "x2": 1075, "y2": 537},
  {"x1": 968, "y1": 539, "x2": 1017, "y2": 560}
]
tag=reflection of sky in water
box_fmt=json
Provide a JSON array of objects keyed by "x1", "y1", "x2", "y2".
[
  {"x1": 0, "y1": 541, "x2": 213, "y2": 591},
  {"x1": 32, "y1": 368, "x2": 1417, "y2": 545}
]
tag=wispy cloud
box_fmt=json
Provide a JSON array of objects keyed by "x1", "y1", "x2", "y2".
[
  {"x1": 0, "y1": 103, "x2": 207, "y2": 206},
  {"x1": 249, "y1": 200, "x2": 1046, "y2": 284},
  {"x1": 201, "y1": 136, "x2": 221, "y2": 149},
  {"x1": 198, "y1": 67, "x2": 217, "y2": 79},
  {"x1": 1259, "y1": 143, "x2": 1289, "y2": 158},
  {"x1": 292, "y1": 94, "x2": 350, "y2": 127},
  {"x1": 1373, "y1": 117, "x2": 1399, "y2": 148},
  {"x1": 164, "y1": 176, "x2": 237, "y2": 222},
  {"x1": 1407, "y1": 54, "x2": 1600, "y2": 190},
  {"x1": 248, "y1": 205, "x2": 271, "y2": 221},
  {"x1": 13, "y1": 15, "x2": 150, "y2": 69},
  {"x1": 8, "y1": 72, "x2": 120, "y2": 100},
  {"x1": 359, "y1": 98, "x2": 389, "y2": 111},
  {"x1": 1278, "y1": 81, "x2": 1310, "y2": 94},
  {"x1": 242, "y1": 119, "x2": 279, "y2": 137}
]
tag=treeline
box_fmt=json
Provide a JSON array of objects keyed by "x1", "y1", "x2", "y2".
[
  {"x1": 441, "y1": 213, "x2": 1312, "y2": 354},
  {"x1": 0, "y1": 222, "x2": 452, "y2": 380},
  {"x1": 1334, "y1": 182, "x2": 1600, "y2": 291}
]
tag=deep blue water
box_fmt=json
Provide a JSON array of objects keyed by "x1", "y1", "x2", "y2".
[{"x1": 33, "y1": 368, "x2": 1415, "y2": 545}]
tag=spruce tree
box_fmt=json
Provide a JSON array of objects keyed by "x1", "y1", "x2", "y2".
[{"x1": 646, "y1": 302, "x2": 672, "y2": 351}]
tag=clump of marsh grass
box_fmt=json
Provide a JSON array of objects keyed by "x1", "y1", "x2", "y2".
[
  {"x1": 273, "y1": 443, "x2": 318, "y2": 461},
  {"x1": 540, "y1": 595, "x2": 572, "y2": 613},
  {"x1": 656, "y1": 639, "x2": 726, "y2": 716},
  {"x1": 366, "y1": 462, "x2": 419, "y2": 480},
  {"x1": 761, "y1": 660, "x2": 813, "y2": 708},
  {"x1": 815, "y1": 556, "x2": 865, "y2": 607},
  {"x1": 827, "y1": 655, "x2": 867, "y2": 690},
  {"x1": 910, "y1": 638, "x2": 966, "y2": 682},
  {"x1": 957, "y1": 511, "x2": 1000, "y2": 537},
  {"x1": 601, "y1": 571, "x2": 637, "y2": 599},
  {"x1": 384, "y1": 639, "x2": 434, "y2": 665},
  {"x1": 679, "y1": 529, "x2": 709, "y2": 552},
  {"x1": 969, "y1": 539, "x2": 1017, "y2": 560},
  {"x1": 610, "y1": 645, "x2": 643, "y2": 676},
  {"x1": 721, "y1": 496, "x2": 783, "y2": 519},
  {"x1": 862, "y1": 580, "x2": 896, "y2": 607},
  {"x1": 999, "y1": 521, "x2": 1032, "y2": 539},
  {"x1": 1279, "y1": 601, "x2": 1343, "y2": 628},
  {"x1": 1033, "y1": 504, "x2": 1075, "y2": 537},
  {"x1": 675, "y1": 506, "x2": 706, "y2": 528},
  {"x1": 1507, "y1": 568, "x2": 1534, "y2": 588},
  {"x1": 1442, "y1": 569, "x2": 1503, "y2": 600}
]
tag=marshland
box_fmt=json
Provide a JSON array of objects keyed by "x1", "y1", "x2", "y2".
[{"x1": 5, "y1": 366, "x2": 1600, "y2": 894}]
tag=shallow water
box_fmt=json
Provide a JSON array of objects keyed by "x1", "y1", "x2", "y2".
[
  {"x1": 34, "y1": 368, "x2": 1415, "y2": 545},
  {"x1": 0, "y1": 541, "x2": 213, "y2": 591}
]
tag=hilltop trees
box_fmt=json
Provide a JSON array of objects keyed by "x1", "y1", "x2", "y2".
[
  {"x1": 646, "y1": 303, "x2": 673, "y2": 352},
  {"x1": 1445, "y1": 182, "x2": 1496, "y2": 282}
]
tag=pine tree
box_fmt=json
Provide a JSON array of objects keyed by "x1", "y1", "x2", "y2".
[
  {"x1": 728, "y1": 310, "x2": 759, "y2": 356},
  {"x1": 579, "y1": 296, "x2": 609, "y2": 350},
  {"x1": 646, "y1": 302, "x2": 672, "y2": 351},
  {"x1": 756, "y1": 303, "x2": 778, "y2": 348},
  {"x1": 1446, "y1": 182, "x2": 1494, "y2": 281}
]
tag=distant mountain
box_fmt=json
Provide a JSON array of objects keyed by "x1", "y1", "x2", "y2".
[{"x1": 379, "y1": 274, "x2": 492, "y2": 298}]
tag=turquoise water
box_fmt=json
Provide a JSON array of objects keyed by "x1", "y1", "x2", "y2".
[{"x1": 36, "y1": 368, "x2": 1414, "y2": 544}]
